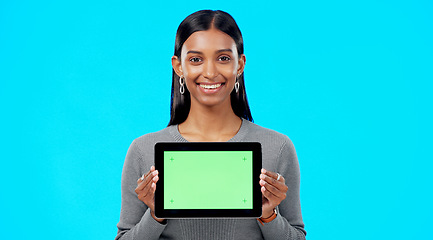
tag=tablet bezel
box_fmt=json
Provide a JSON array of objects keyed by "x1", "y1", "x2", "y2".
[{"x1": 154, "y1": 142, "x2": 262, "y2": 218}]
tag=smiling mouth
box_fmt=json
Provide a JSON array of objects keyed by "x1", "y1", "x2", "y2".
[{"x1": 198, "y1": 83, "x2": 224, "y2": 89}]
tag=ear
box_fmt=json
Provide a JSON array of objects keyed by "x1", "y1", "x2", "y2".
[
  {"x1": 172, "y1": 56, "x2": 183, "y2": 77},
  {"x1": 237, "y1": 54, "x2": 246, "y2": 76}
]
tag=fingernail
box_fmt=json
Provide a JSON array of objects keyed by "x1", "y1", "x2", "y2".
[
  {"x1": 260, "y1": 174, "x2": 265, "y2": 179},
  {"x1": 152, "y1": 171, "x2": 158, "y2": 176},
  {"x1": 153, "y1": 175, "x2": 158, "y2": 181},
  {"x1": 260, "y1": 180, "x2": 265, "y2": 185},
  {"x1": 262, "y1": 169, "x2": 266, "y2": 173}
]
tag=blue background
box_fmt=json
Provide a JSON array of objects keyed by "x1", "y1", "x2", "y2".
[{"x1": 1, "y1": 0, "x2": 432, "y2": 239}]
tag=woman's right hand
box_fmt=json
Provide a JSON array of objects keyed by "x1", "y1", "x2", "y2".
[{"x1": 135, "y1": 166, "x2": 165, "y2": 223}]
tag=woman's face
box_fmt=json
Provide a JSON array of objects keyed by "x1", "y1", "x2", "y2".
[{"x1": 172, "y1": 28, "x2": 245, "y2": 108}]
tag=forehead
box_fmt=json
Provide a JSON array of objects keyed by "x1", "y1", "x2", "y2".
[{"x1": 182, "y1": 28, "x2": 237, "y2": 53}]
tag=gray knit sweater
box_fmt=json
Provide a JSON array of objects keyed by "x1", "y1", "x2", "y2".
[{"x1": 115, "y1": 119, "x2": 306, "y2": 240}]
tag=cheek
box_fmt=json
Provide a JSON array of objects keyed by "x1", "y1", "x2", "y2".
[
  {"x1": 183, "y1": 67, "x2": 200, "y2": 89},
  {"x1": 217, "y1": 64, "x2": 237, "y2": 76},
  {"x1": 182, "y1": 65, "x2": 201, "y2": 79}
]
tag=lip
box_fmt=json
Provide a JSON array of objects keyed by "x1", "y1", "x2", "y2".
[{"x1": 196, "y1": 82, "x2": 225, "y2": 94}]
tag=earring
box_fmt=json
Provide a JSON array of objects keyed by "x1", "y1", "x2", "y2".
[
  {"x1": 235, "y1": 80, "x2": 240, "y2": 93},
  {"x1": 235, "y1": 74, "x2": 240, "y2": 93},
  {"x1": 179, "y1": 76, "x2": 185, "y2": 95}
]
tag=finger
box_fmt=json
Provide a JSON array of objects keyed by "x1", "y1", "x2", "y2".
[
  {"x1": 261, "y1": 168, "x2": 280, "y2": 181},
  {"x1": 139, "y1": 175, "x2": 159, "y2": 199},
  {"x1": 137, "y1": 168, "x2": 159, "y2": 190},
  {"x1": 139, "y1": 175, "x2": 151, "y2": 190},
  {"x1": 277, "y1": 174, "x2": 285, "y2": 182},
  {"x1": 137, "y1": 170, "x2": 152, "y2": 184},
  {"x1": 261, "y1": 185, "x2": 278, "y2": 202},
  {"x1": 260, "y1": 176, "x2": 287, "y2": 203},
  {"x1": 139, "y1": 186, "x2": 156, "y2": 206},
  {"x1": 139, "y1": 179, "x2": 154, "y2": 199},
  {"x1": 138, "y1": 187, "x2": 154, "y2": 203},
  {"x1": 137, "y1": 166, "x2": 157, "y2": 182},
  {"x1": 136, "y1": 174, "x2": 153, "y2": 192},
  {"x1": 266, "y1": 180, "x2": 286, "y2": 199},
  {"x1": 260, "y1": 174, "x2": 287, "y2": 193},
  {"x1": 152, "y1": 174, "x2": 159, "y2": 184},
  {"x1": 261, "y1": 185, "x2": 286, "y2": 206},
  {"x1": 260, "y1": 177, "x2": 285, "y2": 198}
]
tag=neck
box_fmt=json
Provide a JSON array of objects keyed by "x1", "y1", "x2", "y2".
[{"x1": 178, "y1": 101, "x2": 242, "y2": 142}]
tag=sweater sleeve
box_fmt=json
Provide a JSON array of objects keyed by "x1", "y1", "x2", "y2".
[
  {"x1": 115, "y1": 141, "x2": 167, "y2": 240},
  {"x1": 258, "y1": 138, "x2": 306, "y2": 239}
]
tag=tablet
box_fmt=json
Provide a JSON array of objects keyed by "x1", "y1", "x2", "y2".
[{"x1": 154, "y1": 142, "x2": 262, "y2": 218}]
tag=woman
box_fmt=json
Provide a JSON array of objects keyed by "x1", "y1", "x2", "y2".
[{"x1": 115, "y1": 10, "x2": 306, "y2": 240}]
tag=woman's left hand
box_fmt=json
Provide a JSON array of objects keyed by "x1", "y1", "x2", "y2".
[{"x1": 259, "y1": 168, "x2": 288, "y2": 218}]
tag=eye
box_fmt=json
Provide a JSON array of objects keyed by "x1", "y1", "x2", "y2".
[
  {"x1": 218, "y1": 55, "x2": 231, "y2": 62},
  {"x1": 189, "y1": 57, "x2": 202, "y2": 63}
]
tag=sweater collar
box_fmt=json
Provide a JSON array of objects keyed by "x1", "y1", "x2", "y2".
[{"x1": 168, "y1": 118, "x2": 250, "y2": 142}]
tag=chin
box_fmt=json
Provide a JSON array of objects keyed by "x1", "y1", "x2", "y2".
[{"x1": 192, "y1": 96, "x2": 231, "y2": 108}]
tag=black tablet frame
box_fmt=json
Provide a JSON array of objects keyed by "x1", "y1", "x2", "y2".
[{"x1": 154, "y1": 142, "x2": 262, "y2": 218}]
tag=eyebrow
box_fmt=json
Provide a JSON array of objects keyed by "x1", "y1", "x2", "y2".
[{"x1": 186, "y1": 49, "x2": 233, "y2": 54}]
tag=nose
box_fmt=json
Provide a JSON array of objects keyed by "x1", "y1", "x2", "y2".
[{"x1": 202, "y1": 60, "x2": 218, "y2": 79}]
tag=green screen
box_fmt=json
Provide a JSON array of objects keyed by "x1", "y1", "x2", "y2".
[{"x1": 164, "y1": 151, "x2": 253, "y2": 209}]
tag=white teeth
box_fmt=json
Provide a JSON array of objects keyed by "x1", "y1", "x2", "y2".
[{"x1": 200, "y1": 83, "x2": 222, "y2": 89}]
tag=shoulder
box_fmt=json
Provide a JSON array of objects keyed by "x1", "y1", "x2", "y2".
[
  {"x1": 129, "y1": 126, "x2": 178, "y2": 154},
  {"x1": 242, "y1": 120, "x2": 294, "y2": 147},
  {"x1": 133, "y1": 126, "x2": 173, "y2": 143},
  {"x1": 242, "y1": 120, "x2": 297, "y2": 172},
  {"x1": 123, "y1": 126, "x2": 179, "y2": 172}
]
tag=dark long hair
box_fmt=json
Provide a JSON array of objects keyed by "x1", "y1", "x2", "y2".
[{"x1": 168, "y1": 10, "x2": 253, "y2": 126}]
